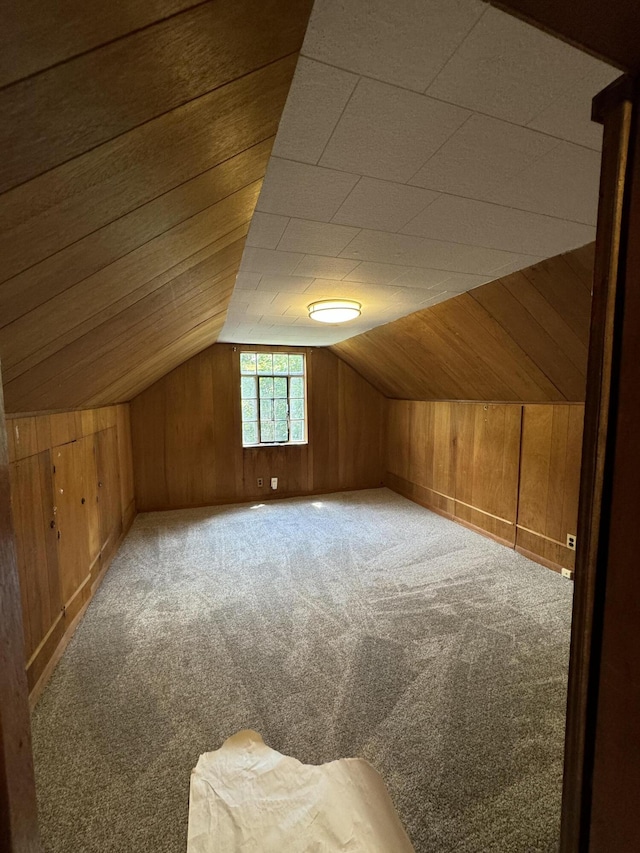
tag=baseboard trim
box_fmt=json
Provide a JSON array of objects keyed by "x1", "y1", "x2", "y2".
[
  {"x1": 449, "y1": 512, "x2": 516, "y2": 549},
  {"x1": 135, "y1": 484, "x2": 384, "y2": 513},
  {"x1": 515, "y1": 545, "x2": 564, "y2": 574},
  {"x1": 28, "y1": 507, "x2": 137, "y2": 709},
  {"x1": 385, "y1": 473, "x2": 558, "y2": 569}
]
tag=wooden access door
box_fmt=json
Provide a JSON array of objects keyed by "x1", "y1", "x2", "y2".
[
  {"x1": 95, "y1": 428, "x2": 122, "y2": 557},
  {"x1": 9, "y1": 450, "x2": 62, "y2": 691},
  {"x1": 52, "y1": 440, "x2": 91, "y2": 614}
]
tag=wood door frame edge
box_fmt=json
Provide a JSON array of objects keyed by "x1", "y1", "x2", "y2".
[{"x1": 560, "y1": 75, "x2": 635, "y2": 852}]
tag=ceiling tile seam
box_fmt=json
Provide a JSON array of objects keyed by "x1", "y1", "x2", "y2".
[
  {"x1": 5, "y1": 231, "x2": 248, "y2": 383},
  {"x1": 397, "y1": 187, "x2": 596, "y2": 236},
  {"x1": 283, "y1": 55, "x2": 607, "y2": 155},
  {"x1": 412, "y1": 93, "x2": 605, "y2": 155},
  {"x1": 522, "y1": 67, "x2": 607, "y2": 132},
  {"x1": 0, "y1": 189, "x2": 257, "y2": 330},
  {"x1": 250, "y1": 244, "x2": 500, "y2": 278},
  {"x1": 309, "y1": 72, "x2": 362, "y2": 166},
  {"x1": 14, "y1": 265, "x2": 240, "y2": 405},
  {"x1": 333, "y1": 189, "x2": 444, "y2": 235},
  {"x1": 403, "y1": 113, "x2": 477, "y2": 186},
  {"x1": 289, "y1": 255, "x2": 360, "y2": 279},
  {"x1": 0, "y1": 135, "x2": 274, "y2": 290},
  {"x1": 267, "y1": 155, "x2": 597, "y2": 226},
  {"x1": 256, "y1": 202, "x2": 591, "y2": 241},
  {"x1": 272, "y1": 221, "x2": 362, "y2": 255},
  {"x1": 421, "y1": 4, "x2": 491, "y2": 95},
  {"x1": 410, "y1": 134, "x2": 565, "y2": 203},
  {"x1": 0, "y1": 51, "x2": 297, "y2": 197},
  {"x1": 0, "y1": 0, "x2": 213, "y2": 93},
  {"x1": 331, "y1": 228, "x2": 545, "y2": 268}
]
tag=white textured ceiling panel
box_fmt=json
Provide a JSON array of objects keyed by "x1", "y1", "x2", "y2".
[
  {"x1": 426, "y1": 7, "x2": 607, "y2": 124},
  {"x1": 219, "y1": 0, "x2": 618, "y2": 347},
  {"x1": 319, "y1": 79, "x2": 470, "y2": 181}
]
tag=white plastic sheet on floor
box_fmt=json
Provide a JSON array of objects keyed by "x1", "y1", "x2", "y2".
[{"x1": 187, "y1": 730, "x2": 415, "y2": 852}]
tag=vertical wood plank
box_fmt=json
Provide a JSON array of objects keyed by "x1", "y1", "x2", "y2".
[{"x1": 0, "y1": 369, "x2": 42, "y2": 851}]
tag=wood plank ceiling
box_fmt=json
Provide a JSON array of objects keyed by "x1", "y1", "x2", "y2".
[
  {"x1": 332, "y1": 243, "x2": 594, "y2": 401},
  {"x1": 0, "y1": 0, "x2": 313, "y2": 413}
]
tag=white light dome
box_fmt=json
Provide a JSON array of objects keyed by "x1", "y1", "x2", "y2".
[{"x1": 308, "y1": 299, "x2": 361, "y2": 324}]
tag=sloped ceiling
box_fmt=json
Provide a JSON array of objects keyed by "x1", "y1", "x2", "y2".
[
  {"x1": 0, "y1": 0, "x2": 313, "y2": 413},
  {"x1": 220, "y1": 0, "x2": 615, "y2": 347},
  {"x1": 332, "y1": 243, "x2": 593, "y2": 401}
]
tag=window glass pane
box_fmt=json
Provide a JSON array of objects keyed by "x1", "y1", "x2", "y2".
[
  {"x1": 243, "y1": 422, "x2": 258, "y2": 445},
  {"x1": 242, "y1": 400, "x2": 258, "y2": 421},
  {"x1": 240, "y1": 352, "x2": 256, "y2": 374},
  {"x1": 290, "y1": 420, "x2": 304, "y2": 442},
  {"x1": 241, "y1": 351, "x2": 306, "y2": 446},
  {"x1": 290, "y1": 398, "x2": 304, "y2": 420},
  {"x1": 289, "y1": 376, "x2": 304, "y2": 398},
  {"x1": 273, "y1": 353, "x2": 289, "y2": 374},
  {"x1": 257, "y1": 353, "x2": 273, "y2": 375},
  {"x1": 260, "y1": 421, "x2": 275, "y2": 443},
  {"x1": 288, "y1": 354, "x2": 304, "y2": 375},
  {"x1": 273, "y1": 377, "x2": 287, "y2": 398},
  {"x1": 241, "y1": 376, "x2": 257, "y2": 399},
  {"x1": 259, "y1": 377, "x2": 274, "y2": 398},
  {"x1": 274, "y1": 398, "x2": 288, "y2": 420}
]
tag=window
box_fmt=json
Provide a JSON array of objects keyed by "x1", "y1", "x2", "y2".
[{"x1": 240, "y1": 351, "x2": 307, "y2": 447}]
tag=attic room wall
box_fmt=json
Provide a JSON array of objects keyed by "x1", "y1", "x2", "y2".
[
  {"x1": 332, "y1": 244, "x2": 593, "y2": 401},
  {"x1": 130, "y1": 344, "x2": 384, "y2": 511},
  {"x1": 386, "y1": 400, "x2": 584, "y2": 572},
  {"x1": 6, "y1": 404, "x2": 135, "y2": 702},
  {"x1": 334, "y1": 245, "x2": 593, "y2": 573}
]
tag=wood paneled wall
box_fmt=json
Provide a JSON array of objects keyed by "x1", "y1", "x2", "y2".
[
  {"x1": 0, "y1": 0, "x2": 313, "y2": 413},
  {"x1": 131, "y1": 344, "x2": 384, "y2": 511},
  {"x1": 333, "y1": 244, "x2": 593, "y2": 402},
  {"x1": 516, "y1": 404, "x2": 584, "y2": 571},
  {"x1": 6, "y1": 405, "x2": 135, "y2": 701},
  {"x1": 386, "y1": 400, "x2": 584, "y2": 571}
]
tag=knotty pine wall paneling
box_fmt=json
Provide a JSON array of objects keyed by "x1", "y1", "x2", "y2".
[
  {"x1": 7, "y1": 404, "x2": 136, "y2": 700},
  {"x1": 385, "y1": 400, "x2": 584, "y2": 571},
  {"x1": 131, "y1": 344, "x2": 385, "y2": 511}
]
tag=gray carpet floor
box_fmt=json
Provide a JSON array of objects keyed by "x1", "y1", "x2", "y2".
[{"x1": 31, "y1": 488, "x2": 573, "y2": 852}]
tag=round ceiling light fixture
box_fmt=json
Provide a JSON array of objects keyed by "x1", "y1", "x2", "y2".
[{"x1": 308, "y1": 299, "x2": 361, "y2": 324}]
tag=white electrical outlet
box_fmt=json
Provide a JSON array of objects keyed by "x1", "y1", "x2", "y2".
[
  {"x1": 271, "y1": 477, "x2": 278, "y2": 490},
  {"x1": 566, "y1": 533, "x2": 577, "y2": 551},
  {"x1": 561, "y1": 568, "x2": 575, "y2": 581},
  {"x1": 257, "y1": 478, "x2": 263, "y2": 487}
]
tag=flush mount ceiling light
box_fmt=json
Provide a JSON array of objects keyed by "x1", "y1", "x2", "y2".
[{"x1": 308, "y1": 299, "x2": 361, "y2": 324}]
